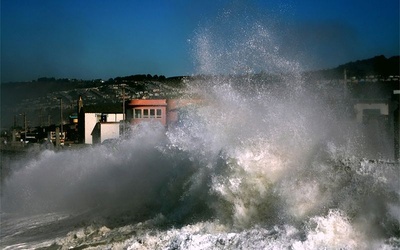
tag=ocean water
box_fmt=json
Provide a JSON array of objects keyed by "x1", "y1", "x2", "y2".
[{"x1": 1, "y1": 10, "x2": 399, "y2": 250}]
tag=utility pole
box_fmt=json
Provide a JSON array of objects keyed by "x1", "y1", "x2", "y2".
[
  {"x1": 121, "y1": 84, "x2": 127, "y2": 136},
  {"x1": 24, "y1": 113, "x2": 27, "y2": 146},
  {"x1": 394, "y1": 90, "x2": 400, "y2": 162},
  {"x1": 344, "y1": 68, "x2": 348, "y2": 97},
  {"x1": 20, "y1": 112, "x2": 27, "y2": 147},
  {"x1": 60, "y1": 98, "x2": 63, "y2": 145},
  {"x1": 39, "y1": 108, "x2": 43, "y2": 127},
  {"x1": 122, "y1": 84, "x2": 126, "y2": 121}
]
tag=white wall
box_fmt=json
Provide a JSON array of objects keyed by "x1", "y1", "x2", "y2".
[
  {"x1": 108, "y1": 113, "x2": 124, "y2": 122},
  {"x1": 99, "y1": 123, "x2": 120, "y2": 143},
  {"x1": 85, "y1": 113, "x2": 99, "y2": 144},
  {"x1": 85, "y1": 113, "x2": 123, "y2": 144},
  {"x1": 354, "y1": 103, "x2": 389, "y2": 122}
]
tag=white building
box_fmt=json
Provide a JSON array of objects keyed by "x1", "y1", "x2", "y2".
[
  {"x1": 91, "y1": 122, "x2": 121, "y2": 144},
  {"x1": 80, "y1": 103, "x2": 124, "y2": 144},
  {"x1": 354, "y1": 102, "x2": 389, "y2": 123}
]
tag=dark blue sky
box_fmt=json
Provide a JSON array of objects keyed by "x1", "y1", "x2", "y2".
[{"x1": 1, "y1": 0, "x2": 399, "y2": 82}]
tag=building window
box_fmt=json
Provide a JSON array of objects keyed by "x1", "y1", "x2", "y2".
[
  {"x1": 133, "y1": 108, "x2": 162, "y2": 120},
  {"x1": 143, "y1": 109, "x2": 149, "y2": 118},
  {"x1": 134, "y1": 109, "x2": 142, "y2": 118}
]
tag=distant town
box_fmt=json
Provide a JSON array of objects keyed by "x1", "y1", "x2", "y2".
[
  {"x1": 1, "y1": 74, "x2": 185, "y2": 127},
  {"x1": 0, "y1": 55, "x2": 399, "y2": 160}
]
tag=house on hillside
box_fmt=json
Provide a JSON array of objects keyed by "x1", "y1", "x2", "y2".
[
  {"x1": 125, "y1": 98, "x2": 204, "y2": 127},
  {"x1": 125, "y1": 99, "x2": 168, "y2": 126},
  {"x1": 354, "y1": 101, "x2": 389, "y2": 124},
  {"x1": 77, "y1": 96, "x2": 124, "y2": 144},
  {"x1": 351, "y1": 82, "x2": 399, "y2": 159}
]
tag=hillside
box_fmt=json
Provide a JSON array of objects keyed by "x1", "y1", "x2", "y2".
[
  {"x1": 0, "y1": 75, "x2": 185, "y2": 129},
  {"x1": 306, "y1": 55, "x2": 399, "y2": 80},
  {"x1": 1, "y1": 55, "x2": 399, "y2": 129}
]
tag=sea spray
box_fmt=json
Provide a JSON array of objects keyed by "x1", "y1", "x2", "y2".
[{"x1": 1, "y1": 6, "x2": 399, "y2": 249}]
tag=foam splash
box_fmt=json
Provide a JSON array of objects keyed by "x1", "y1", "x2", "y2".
[
  {"x1": 295, "y1": 210, "x2": 367, "y2": 249},
  {"x1": 11, "y1": 213, "x2": 395, "y2": 249}
]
